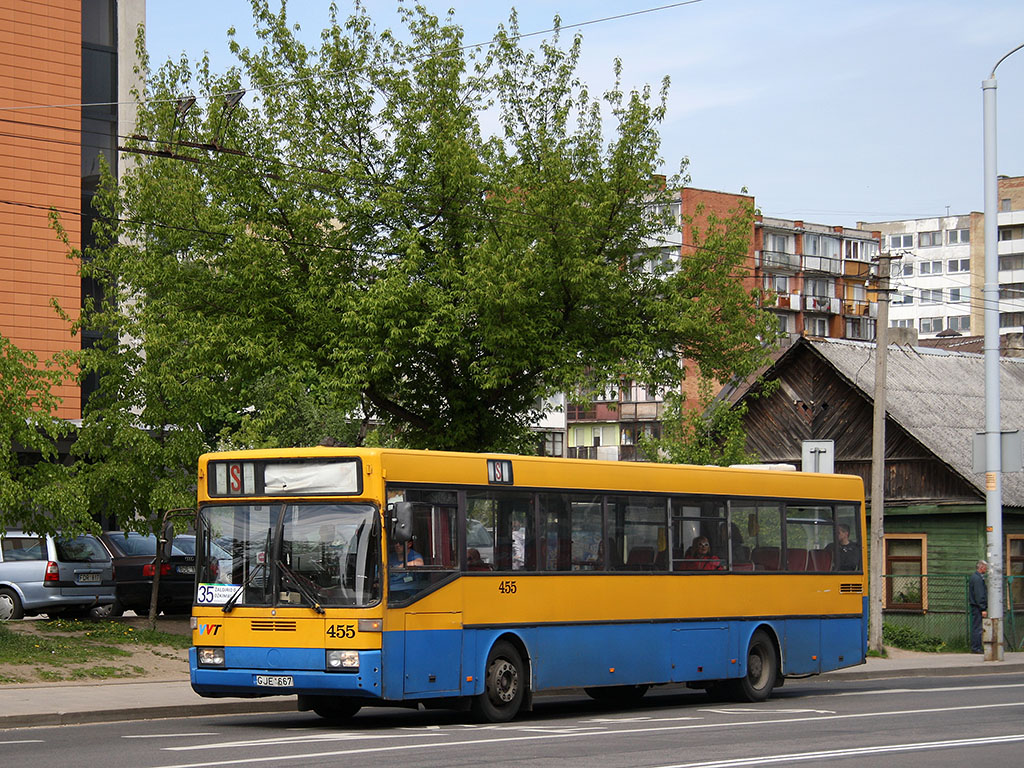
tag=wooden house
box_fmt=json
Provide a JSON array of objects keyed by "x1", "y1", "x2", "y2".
[{"x1": 733, "y1": 337, "x2": 1024, "y2": 646}]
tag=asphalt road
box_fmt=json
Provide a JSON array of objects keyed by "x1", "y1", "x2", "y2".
[{"x1": 4, "y1": 673, "x2": 1024, "y2": 768}]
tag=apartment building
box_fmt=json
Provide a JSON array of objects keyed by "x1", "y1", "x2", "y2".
[
  {"x1": 566, "y1": 187, "x2": 882, "y2": 461},
  {"x1": 1, "y1": 0, "x2": 143, "y2": 420},
  {"x1": 859, "y1": 175, "x2": 1024, "y2": 340}
]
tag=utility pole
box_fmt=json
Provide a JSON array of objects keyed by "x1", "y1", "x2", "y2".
[
  {"x1": 979, "y1": 44, "x2": 1024, "y2": 661},
  {"x1": 869, "y1": 251, "x2": 895, "y2": 653}
]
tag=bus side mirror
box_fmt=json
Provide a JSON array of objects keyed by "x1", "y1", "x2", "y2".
[
  {"x1": 159, "y1": 520, "x2": 175, "y2": 559},
  {"x1": 388, "y1": 502, "x2": 413, "y2": 544}
]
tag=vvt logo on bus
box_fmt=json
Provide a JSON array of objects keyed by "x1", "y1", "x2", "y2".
[{"x1": 199, "y1": 623, "x2": 222, "y2": 636}]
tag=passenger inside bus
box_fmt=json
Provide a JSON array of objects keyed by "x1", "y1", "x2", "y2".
[
  {"x1": 467, "y1": 548, "x2": 491, "y2": 571},
  {"x1": 678, "y1": 536, "x2": 725, "y2": 570}
]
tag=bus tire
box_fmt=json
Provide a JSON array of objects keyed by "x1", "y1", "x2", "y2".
[
  {"x1": 308, "y1": 696, "x2": 361, "y2": 721},
  {"x1": 730, "y1": 630, "x2": 777, "y2": 702},
  {"x1": 584, "y1": 684, "x2": 649, "y2": 704},
  {"x1": 472, "y1": 640, "x2": 526, "y2": 723}
]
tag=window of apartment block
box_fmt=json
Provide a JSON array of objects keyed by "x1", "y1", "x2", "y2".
[
  {"x1": 845, "y1": 317, "x2": 874, "y2": 340},
  {"x1": 999, "y1": 226, "x2": 1024, "y2": 241},
  {"x1": 899, "y1": 262, "x2": 914, "y2": 277},
  {"x1": 947, "y1": 287, "x2": 967, "y2": 303},
  {"x1": 947, "y1": 228, "x2": 970, "y2": 245},
  {"x1": 885, "y1": 535, "x2": 926, "y2": 611},
  {"x1": 540, "y1": 431, "x2": 564, "y2": 457},
  {"x1": 1000, "y1": 312, "x2": 1024, "y2": 329},
  {"x1": 764, "y1": 274, "x2": 788, "y2": 293},
  {"x1": 804, "y1": 278, "x2": 833, "y2": 298},
  {"x1": 947, "y1": 315, "x2": 970, "y2": 332},
  {"x1": 1000, "y1": 283, "x2": 1024, "y2": 300},
  {"x1": 920, "y1": 317, "x2": 943, "y2": 333},
  {"x1": 1002, "y1": 198, "x2": 1012, "y2": 212},
  {"x1": 919, "y1": 231, "x2": 942, "y2": 247},
  {"x1": 894, "y1": 291, "x2": 914, "y2": 305},
  {"x1": 999, "y1": 254, "x2": 1024, "y2": 271},
  {"x1": 919, "y1": 289, "x2": 942, "y2": 304},
  {"x1": 919, "y1": 261, "x2": 943, "y2": 276},
  {"x1": 890, "y1": 319, "x2": 914, "y2": 328},
  {"x1": 803, "y1": 234, "x2": 820, "y2": 255},
  {"x1": 764, "y1": 233, "x2": 791, "y2": 252},
  {"x1": 889, "y1": 233, "x2": 913, "y2": 249},
  {"x1": 805, "y1": 317, "x2": 829, "y2": 337},
  {"x1": 1008, "y1": 535, "x2": 1024, "y2": 609},
  {"x1": 947, "y1": 257, "x2": 970, "y2": 273},
  {"x1": 776, "y1": 313, "x2": 792, "y2": 334}
]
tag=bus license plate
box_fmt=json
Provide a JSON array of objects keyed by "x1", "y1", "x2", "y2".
[
  {"x1": 77, "y1": 573, "x2": 101, "y2": 583},
  {"x1": 255, "y1": 675, "x2": 293, "y2": 687}
]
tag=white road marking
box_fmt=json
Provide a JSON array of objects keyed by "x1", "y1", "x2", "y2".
[
  {"x1": 151, "y1": 701, "x2": 1024, "y2": 768},
  {"x1": 0, "y1": 740, "x2": 44, "y2": 745},
  {"x1": 651, "y1": 733, "x2": 1024, "y2": 767},
  {"x1": 123, "y1": 733, "x2": 220, "y2": 739},
  {"x1": 835, "y1": 681, "x2": 1024, "y2": 696}
]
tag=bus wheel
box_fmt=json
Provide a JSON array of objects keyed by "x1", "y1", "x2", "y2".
[
  {"x1": 584, "y1": 684, "x2": 649, "y2": 704},
  {"x1": 730, "y1": 630, "x2": 777, "y2": 702},
  {"x1": 305, "y1": 696, "x2": 361, "y2": 721},
  {"x1": 472, "y1": 641, "x2": 525, "y2": 722}
]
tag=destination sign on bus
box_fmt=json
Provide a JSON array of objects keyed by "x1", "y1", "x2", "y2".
[{"x1": 208, "y1": 458, "x2": 362, "y2": 497}]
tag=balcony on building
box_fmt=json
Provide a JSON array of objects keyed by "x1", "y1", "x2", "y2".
[
  {"x1": 756, "y1": 249, "x2": 800, "y2": 272},
  {"x1": 842, "y1": 299, "x2": 875, "y2": 317},
  {"x1": 802, "y1": 254, "x2": 841, "y2": 275},
  {"x1": 804, "y1": 295, "x2": 840, "y2": 313}
]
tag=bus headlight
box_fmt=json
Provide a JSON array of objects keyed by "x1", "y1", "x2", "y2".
[
  {"x1": 197, "y1": 647, "x2": 226, "y2": 667},
  {"x1": 326, "y1": 650, "x2": 359, "y2": 672}
]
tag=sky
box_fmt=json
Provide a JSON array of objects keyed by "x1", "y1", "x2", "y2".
[{"x1": 144, "y1": 0, "x2": 1024, "y2": 229}]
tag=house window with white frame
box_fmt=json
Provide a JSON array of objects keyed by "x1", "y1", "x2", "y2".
[
  {"x1": 894, "y1": 291, "x2": 914, "y2": 305},
  {"x1": 804, "y1": 277, "x2": 833, "y2": 298},
  {"x1": 919, "y1": 261, "x2": 943, "y2": 275},
  {"x1": 947, "y1": 228, "x2": 970, "y2": 245},
  {"x1": 889, "y1": 233, "x2": 913, "y2": 249},
  {"x1": 764, "y1": 232, "x2": 791, "y2": 253},
  {"x1": 890, "y1": 318, "x2": 913, "y2": 328},
  {"x1": 947, "y1": 257, "x2": 970, "y2": 273},
  {"x1": 920, "y1": 317, "x2": 943, "y2": 333},
  {"x1": 919, "y1": 231, "x2": 942, "y2": 247},
  {"x1": 948, "y1": 287, "x2": 968, "y2": 303},
  {"x1": 999, "y1": 283, "x2": 1024, "y2": 301},
  {"x1": 920, "y1": 289, "x2": 942, "y2": 304}
]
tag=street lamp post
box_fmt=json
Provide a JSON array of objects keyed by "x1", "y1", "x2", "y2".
[{"x1": 981, "y1": 42, "x2": 1023, "y2": 661}]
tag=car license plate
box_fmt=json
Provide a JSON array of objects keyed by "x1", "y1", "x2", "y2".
[
  {"x1": 178, "y1": 565, "x2": 195, "y2": 575},
  {"x1": 77, "y1": 572, "x2": 101, "y2": 583},
  {"x1": 255, "y1": 675, "x2": 293, "y2": 687}
]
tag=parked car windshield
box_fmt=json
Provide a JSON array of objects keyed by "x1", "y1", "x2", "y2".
[
  {"x1": 197, "y1": 502, "x2": 381, "y2": 608},
  {"x1": 54, "y1": 535, "x2": 109, "y2": 563},
  {"x1": 105, "y1": 532, "x2": 187, "y2": 557}
]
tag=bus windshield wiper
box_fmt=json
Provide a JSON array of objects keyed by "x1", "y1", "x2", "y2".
[
  {"x1": 221, "y1": 561, "x2": 266, "y2": 614},
  {"x1": 222, "y1": 527, "x2": 272, "y2": 614},
  {"x1": 275, "y1": 559, "x2": 326, "y2": 615}
]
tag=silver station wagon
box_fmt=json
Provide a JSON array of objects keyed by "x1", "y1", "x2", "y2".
[{"x1": 0, "y1": 531, "x2": 116, "y2": 620}]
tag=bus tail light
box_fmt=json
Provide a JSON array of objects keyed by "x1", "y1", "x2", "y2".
[{"x1": 326, "y1": 650, "x2": 359, "y2": 672}]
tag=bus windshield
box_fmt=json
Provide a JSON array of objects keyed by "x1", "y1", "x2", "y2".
[{"x1": 196, "y1": 502, "x2": 381, "y2": 609}]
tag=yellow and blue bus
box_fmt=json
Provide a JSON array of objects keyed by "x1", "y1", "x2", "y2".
[{"x1": 189, "y1": 447, "x2": 866, "y2": 722}]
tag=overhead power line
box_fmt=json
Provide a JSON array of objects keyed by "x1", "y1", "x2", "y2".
[{"x1": 0, "y1": 1, "x2": 705, "y2": 115}]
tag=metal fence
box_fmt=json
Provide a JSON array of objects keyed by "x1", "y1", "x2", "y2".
[{"x1": 881, "y1": 574, "x2": 1024, "y2": 651}]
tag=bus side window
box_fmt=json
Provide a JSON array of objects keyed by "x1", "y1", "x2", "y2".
[{"x1": 469, "y1": 490, "x2": 533, "y2": 572}]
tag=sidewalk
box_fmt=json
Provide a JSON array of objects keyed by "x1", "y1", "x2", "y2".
[{"x1": 2, "y1": 651, "x2": 1023, "y2": 729}]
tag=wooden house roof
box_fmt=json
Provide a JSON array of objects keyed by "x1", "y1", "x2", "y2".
[{"x1": 753, "y1": 338, "x2": 1024, "y2": 506}]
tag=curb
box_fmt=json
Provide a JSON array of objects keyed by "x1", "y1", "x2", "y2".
[
  {"x1": 0, "y1": 698, "x2": 296, "y2": 729},
  {"x1": 819, "y1": 661, "x2": 1024, "y2": 682}
]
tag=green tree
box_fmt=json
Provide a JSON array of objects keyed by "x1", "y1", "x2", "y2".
[
  {"x1": 72, "y1": 0, "x2": 776, "y2": 498},
  {"x1": 638, "y1": 379, "x2": 758, "y2": 467},
  {"x1": 0, "y1": 334, "x2": 85, "y2": 535}
]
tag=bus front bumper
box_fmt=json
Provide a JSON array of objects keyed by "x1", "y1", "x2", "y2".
[{"x1": 189, "y1": 647, "x2": 382, "y2": 699}]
